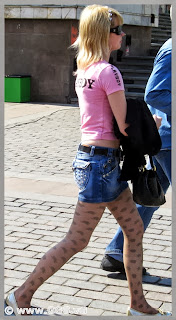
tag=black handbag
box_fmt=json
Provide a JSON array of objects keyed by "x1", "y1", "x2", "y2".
[{"x1": 132, "y1": 156, "x2": 166, "y2": 207}]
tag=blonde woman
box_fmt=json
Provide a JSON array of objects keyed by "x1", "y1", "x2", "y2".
[{"x1": 6, "y1": 5, "x2": 171, "y2": 316}]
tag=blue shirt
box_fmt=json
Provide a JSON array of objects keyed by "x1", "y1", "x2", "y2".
[{"x1": 144, "y1": 38, "x2": 171, "y2": 150}]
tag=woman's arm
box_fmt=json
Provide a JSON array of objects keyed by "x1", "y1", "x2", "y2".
[
  {"x1": 144, "y1": 50, "x2": 171, "y2": 116},
  {"x1": 108, "y1": 90, "x2": 128, "y2": 136}
]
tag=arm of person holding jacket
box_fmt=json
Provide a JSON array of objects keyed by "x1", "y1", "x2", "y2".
[{"x1": 144, "y1": 40, "x2": 171, "y2": 116}]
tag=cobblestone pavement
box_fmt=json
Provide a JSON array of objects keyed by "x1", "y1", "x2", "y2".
[{"x1": 5, "y1": 102, "x2": 172, "y2": 316}]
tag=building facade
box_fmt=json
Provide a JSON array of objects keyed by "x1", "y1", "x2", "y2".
[{"x1": 5, "y1": 5, "x2": 159, "y2": 103}]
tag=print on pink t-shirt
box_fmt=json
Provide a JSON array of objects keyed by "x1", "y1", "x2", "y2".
[{"x1": 75, "y1": 60, "x2": 125, "y2": 141}]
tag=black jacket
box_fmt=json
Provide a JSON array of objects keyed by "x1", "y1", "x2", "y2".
[{"x1": 114, "y1": 98, "x2": 161, "y2": 181}]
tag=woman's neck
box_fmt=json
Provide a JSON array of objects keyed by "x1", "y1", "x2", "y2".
[{"x1": 103, "y1": 54, "x2": 110, "y2": 62}]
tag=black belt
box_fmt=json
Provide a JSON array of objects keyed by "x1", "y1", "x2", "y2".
[{"x1": 78, "y1": 144, "x2": 120, "y2": 157}]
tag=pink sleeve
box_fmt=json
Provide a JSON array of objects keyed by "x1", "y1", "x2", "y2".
[{"x1": 99, "y1": 64, "x2": 125, "y2": 95}]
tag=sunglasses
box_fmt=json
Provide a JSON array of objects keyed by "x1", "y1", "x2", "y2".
[{"x1": 110, "y1": 25, "x2": 123, "y2": 35}]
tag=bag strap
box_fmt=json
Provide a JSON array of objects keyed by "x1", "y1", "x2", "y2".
[{"x1": 149, "y1": 155, "x2": 155, "y2": 170}]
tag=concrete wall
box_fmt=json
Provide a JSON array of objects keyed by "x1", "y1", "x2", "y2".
[
  {"x1": 110, "y1": 4, "x2": 157, "y2": 57},
  {"x1": 117, "y1": 25, "x2": 151, "y2": 57},
  {"x1": 5, "y1": 5, "x2": 159, "y2": 103},
  {"x1": 112, "y1": 4, "x2": 159, "y2": 27},
  {"x1": 5, "y1": 19, "x2": 78, "y2": 103},
  {"x1": 4, "y1": 4, "x2": 159, "y2": 27}
]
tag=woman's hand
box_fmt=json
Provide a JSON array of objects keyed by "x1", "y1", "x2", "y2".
[{"x1": 153, "y1": 114, "x2": 162, "y2": 129}]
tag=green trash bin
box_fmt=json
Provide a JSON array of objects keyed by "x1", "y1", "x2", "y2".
[{"x1": 5, "y1": 75, "x2": 31, "y2": 102}]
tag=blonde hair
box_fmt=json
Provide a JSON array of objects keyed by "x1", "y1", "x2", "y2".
[{"x1": 72, "y1": 4, "x2": 123, "y2": 70}]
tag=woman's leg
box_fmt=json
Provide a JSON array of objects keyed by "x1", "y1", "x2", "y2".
[
  {"x1": 14, "y1": 201, "x2": 106, "y2": 308},
  {"x1": 107, "y1": 187, "x2": 158, "y2": 314},
  {"x1": 105, "y1": 154, "x2": 171, "y2": 260}
]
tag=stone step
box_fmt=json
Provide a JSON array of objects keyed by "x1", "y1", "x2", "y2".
[
  {"x1": 159, "y1": 22, "x2": 171, "y2": 27},
  {"x1": 119, "y1": 58, "x2": 153, "y2": 64},
  {"x1": 151, "y1": 42, "x2": 163, "y2": 48},
  {"x1": 123, "y1": 75, "x2": 149, "y2": 81},
  {"x1": 119, "y1": 68, "x2": 152, "y2": 76},
  {"x1": 152, "y1": 12, "x2": 172, "y2": 57},
  {"x1": 159, "y1": 13, "x2": 171, "y2": 17},
  {"x1": 152, "y1": 29, "x2": 171, "y2": 35},
  {"x1": 151, "y1": 37, "x2": 170, "y2": 44},
  {"x1": 125, "y1": 92, "x2": 144, "y2": 98},
  {"x1": 158, "y1": 25, "x2": 171, "y2": 31},
  {"x1": 125, "y1": 83, "x2": 145, "y2": 91},
  {"x1": 152, "y1": 27, "x2": 171, "y2": 32},
  {"x1": 122, "y1": 56, "x2": 154, "y2": 61},
  {"x1": 159, "y1": 14, "x2": 171, "y2": 19},
  {"x1": 154, "y1": 30, "x2": 171, "y2": 36},
  {"x1": 158, "y1": 26, "x2": 171, "y2": 31},
  {"x1": 151, "y1": 33, "x2": 171, "y2": 40},
  {"x1": 152, "y1": 28, "x2": 171, "y2": 34},
  {"x1": 152, "y1": 33, "x2": 171, "y2": 38},
  {"x1": 159, "y1": 19, "x2": 171, "y2": 24},
  {"x1": 118, "y1": 12, "x2": 170, "y2": 98},
  {"x1": 149, "y1": 48, "x2": 160, "y2": 56},
  {"x1": 117, "y1": 61, "x2": 153, "y2": 70},
  {"x1": 123, "y1": 76, "x2": 149, "y2": 85},
  {"x1": 159, "y1": 17, "x2": 171, "y2": 22}
]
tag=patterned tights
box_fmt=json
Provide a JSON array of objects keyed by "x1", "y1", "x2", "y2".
[{"x1": 15, "y1": 188, "x2": 158, "y2": 314}]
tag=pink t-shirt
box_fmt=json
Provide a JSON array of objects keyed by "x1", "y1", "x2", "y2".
[{"x1": 75, "y1": 60, "x2": 125, "y2": 141}]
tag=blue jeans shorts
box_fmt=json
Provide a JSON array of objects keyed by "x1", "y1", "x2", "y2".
[{"x1": 72, "y1": 145, "x2": 128, "y2": 203}]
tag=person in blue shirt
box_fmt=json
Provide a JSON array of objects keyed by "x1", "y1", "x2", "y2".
[{"x1": 101, "y1": 36, "x2": 172, "y2": 274}]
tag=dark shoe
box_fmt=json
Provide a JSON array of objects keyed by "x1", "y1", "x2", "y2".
[{"x1": 100, "y1": 254, "x2": 146, "y2": 275}]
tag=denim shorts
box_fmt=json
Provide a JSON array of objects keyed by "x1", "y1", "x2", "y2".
[{"x1": 72, "y1": 145, "x2": 128, "y2": 203}]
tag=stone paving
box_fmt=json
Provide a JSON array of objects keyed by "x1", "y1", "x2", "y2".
[{"x1": 4, "y1": 102, "x2": 172, "y2": 316}]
